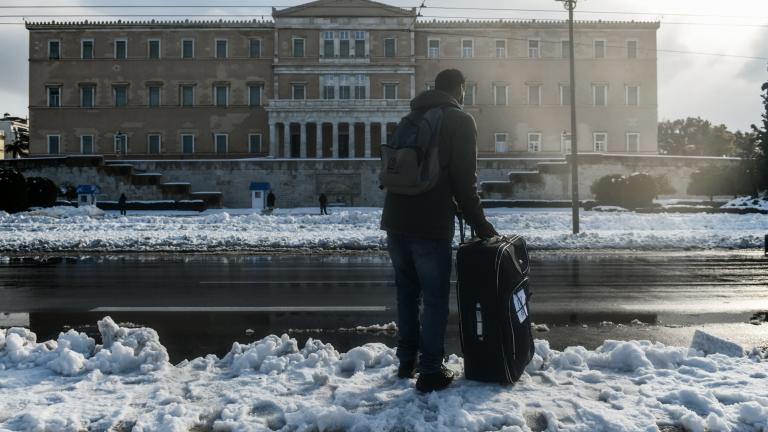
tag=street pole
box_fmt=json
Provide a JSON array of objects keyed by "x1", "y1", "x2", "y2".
[{"x1": 561, "y1": 0, "x2": 580, "y2": 234}]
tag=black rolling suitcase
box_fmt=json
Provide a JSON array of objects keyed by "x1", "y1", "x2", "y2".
[{"x1": 456, "y1": 219, "x2": 534, "y2": 384}]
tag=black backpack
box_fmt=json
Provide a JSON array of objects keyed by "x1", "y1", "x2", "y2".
[{"x1": 378, "y1": 106, "x2": 445, "y2": 195}]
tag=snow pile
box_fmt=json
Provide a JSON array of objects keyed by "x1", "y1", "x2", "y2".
[
  {"x1": 1, "y1": 321, "x2": 768, "y2": 431},
  {"x1": 723, "y1": 196, "x2": 768, "y2": 211},
  {"x1": 340, "y1": 321, "x2": 398, "y2": 333},
  {"x1": 0, "y1": 317, "x2": 168, "y2": 375},
  {"x1": 2, "y1": 207, "x2": 768, "y2": 251},
  {"x1": 24, "y1": 205, "x2": 105, "y2": 218}
]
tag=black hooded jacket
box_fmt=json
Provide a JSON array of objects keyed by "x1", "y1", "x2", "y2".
[{"x1": 380, "y1": 89, "x2": 488, "y2": 240}]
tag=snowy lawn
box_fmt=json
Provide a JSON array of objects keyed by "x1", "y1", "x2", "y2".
[
  {"x1": 1, "y1": 206, "x2": 767, "y2": 252},
  {"x1": 1, "y1": 318, "x2": 767, "y2": 431}
]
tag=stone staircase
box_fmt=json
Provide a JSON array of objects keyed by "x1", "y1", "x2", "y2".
[
  {"x1": 101, "y1": 161, "x2": 223, "y2": 208},
  {"x1": 480, "y1": 160, "x2": 572, "y2": 205}
]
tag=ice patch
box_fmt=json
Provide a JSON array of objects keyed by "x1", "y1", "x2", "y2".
[{"x1": 690, "y1": 329, "x2": 744, "y2": 357}]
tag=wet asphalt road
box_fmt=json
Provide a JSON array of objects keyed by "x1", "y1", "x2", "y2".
[{"x1": 1, "y1": 250, "x2": 767, "y2": 361}]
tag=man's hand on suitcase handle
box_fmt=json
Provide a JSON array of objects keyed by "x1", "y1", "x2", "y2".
[{"x1": 475, "y1": 221, "x2": 499, "y2": 240}]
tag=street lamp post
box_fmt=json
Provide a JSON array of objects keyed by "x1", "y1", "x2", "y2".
[{"x1": 557, "y1": 0, "x2": 580, "y2": 234}]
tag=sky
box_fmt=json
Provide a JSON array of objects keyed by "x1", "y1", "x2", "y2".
[{"x1": 0, "y1": 0, "x2": 767, "y2": 132}]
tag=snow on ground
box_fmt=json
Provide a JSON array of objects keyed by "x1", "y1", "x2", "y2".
[
  {"x1": 1, "y1": 206, "x2": 767, "y2": 252},
  {"x1": 1, "y1": 318, "x2": 767, "y2": 431},
  {"x1": 723, "y1": 196, "x2": 768, "y2": 211}
]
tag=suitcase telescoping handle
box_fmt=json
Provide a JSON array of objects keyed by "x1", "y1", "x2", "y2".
[{"x1": 457, "y1": 214, "x2": 474, "y2": 244}]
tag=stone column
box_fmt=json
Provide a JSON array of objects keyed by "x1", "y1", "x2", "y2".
[
  {"x1": 316, "y1": 122, "x2": 323, "y2": 158},
  {"x1": 348, "y1": 123, "x2": 356, "y2": 158},
  {"x1": 332, "y1": 121, "x2": 339, "y2": 159},
  {"x1": 300, "y1": 122, "x2": 307, "y2": 158},
  {"x1": 283, "y1": 122, "x2": 291, "y2": 158},
  {"x1": 364, "y1": 122, "x2": 372, "y2": 158},
  {"x1": 380, "y1": 122, "x2": 388, "y2": 148},
  {"x1": 269, "y1": 122, "x2": 277, "y2": 157}
]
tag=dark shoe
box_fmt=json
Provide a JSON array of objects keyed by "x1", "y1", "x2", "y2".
[
  {"x1": 397, "y1": 359, "x2": 417, "y2": 379},
  {"x1": 415, "y1": 365, "x2": 454, "y2": 392}
]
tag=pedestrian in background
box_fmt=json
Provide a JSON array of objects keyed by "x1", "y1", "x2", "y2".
[
  {"x1": 118, "y1": 193, "x2": 127, "y2": 216},
  {"x1": 267, "y1": 190, "x2": 276, "y2": 211},
  {"x1": 319, "y1": 193, "x2": 329, "y2": 215}
]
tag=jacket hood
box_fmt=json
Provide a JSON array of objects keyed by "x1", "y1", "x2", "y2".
[{"x1": 410, "y1": 89, "x2": 461, "y2": 111}]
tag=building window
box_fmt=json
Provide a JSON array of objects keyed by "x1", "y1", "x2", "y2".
[
  {"x1": 461, "y1": 39, "x2": 473, "y2": 58},
  {"x1": 180, "y1": 85, "x2": 194, "y2": 107},
  {"x1": 323, "y1": 85, "x2": 335, "y2": 100},
  {"x1": 81, "y1": 85, "x2": 95, "y2": 108},
  {"x1": 293, "y1": 38, "x2": 305, "y2": 58},
  {"x1": 495, "y1": 40, "x2": 506, "y2": 58},
  {"x1": 560, "y1": 84, "x2": 571, "y2": 106},
  {"x1": 47, "y1": 86, "x2": 61, "y2": 108},
  {"x1": 148, "y1": 86, "x2": 161, "y2": 107},
  {"x1": 593, "y1": 132, "x2": 607, "y2": 152},
  {"x1": 48, "y1": 40, "x2": 60, "y2": 60},
  {"x1": 47, "y1": 135, "x2": 61, "y2": 154},
  {"x1": 113, "y1": 86, "x2": 128, "y2": 107},
  {"x1": 181, "y1": 134, "x2": 195, "y2": 153},
  {"x1": 339, "y1": 31, "x2": 350, "y2": 58},
  {"x1": 182, "y1": 39, "x2": 194, "y2": 59},
  {"x1": 561, "y1": 132, "x2": 572, "y2": 153},
  {"x1": 114, "y1": 133, "x2": 128, "y2": 154},
  {"x1": 593, "y1": 83, "x2": 607, "y2": 106},
  {"x1": 383, "y1": 83, "x2": 397, "y2": 100},
  {"x1": 494, "y1": 84, "x2": 507, "y2": 106},
  {"x1": 323, "y1": 32, "x2": 334, "y2": 57},
  {"x1": 249, "y1": 84, "x2": 263, "y2": 107},
  {"x1": 81, "y1": 135, "x2": 94, "y2": 154},
  {"x1": 528, "y1": 39, "x2": 540, "y2": 58},
  {"x1": 215, "y1": 39, "x2": 228, "y2": 59},
  {"x1": 427, "y1": 39, "x2": 440, "y2": 58},
  {"x1": 214, "y1": 134, "x2": 228, "y2": 154},
  {"x1": 464, "y1": 82, "x2": 476, "y2": 105},
  {"x1": 250, "y1": 39, "x2": 261, "y2": 58},
  {"x1": 594, "y1": 40, "x2": 606, "y2": 59},
  {"x1": 148, "y1": 134, "x2": 161, "y2": 154},
  {"x1": 339, "y1": 85, "x2": 351, "y2": 100},
  {"x1": 354, "y1": 85, "x2": 366, "y2": 100},
  {"x1": 214, "y1": 85, "x2": 228, "y2": 107},
  {"x1": 81, "y1": 39, "x2": 94, "y2": 59},
  {"x1": 561, "y1": 40, "x2": 570, "y2": 58},
  {"x1": 148, "y1": 39, "x2": 161, "y2": 59},
  {"x1": 627, "y1": 133, "x2": 640, "y2": 152},
  {"x1": 249, "y1": 134, "x2": 262, "y2": 153},
  {"x1": 292, "y1": 83, "x2": 306, "y2": 100},
  {"x1": 114, "y1": 39, "x2": 127, "y2": 59},
  {"x1": 384, "y1": 37, "x2": 396, "y2": 58},
  {"x1": 494, "y1": 133, "x2": 508, "y2": 153},
  {"x1": 527, "y1": 84, "x2": 541, "y2": 106},
  {"x1": 527, "y1": 133, "x2": 542, "y2": 152},
  {"x1": 354, "y1": 31, "x2": 366, "y2": 57},
  {"x1": 626, "y1": 85, "x2": 639, "y2": 106},
  {"x1": 627, "y1": 40, "x2": 637, "y2": 59}
]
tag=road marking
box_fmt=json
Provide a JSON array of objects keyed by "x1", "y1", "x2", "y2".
[
  {"x1": 198, "y1": 280, "x2": 461, "y2": 284},
  {"x1": 199, "y1": 280, "x2": 398, "y2": 285},
  {"x1": 90, "y1": 306, "x2": 389, "y2": 312}
]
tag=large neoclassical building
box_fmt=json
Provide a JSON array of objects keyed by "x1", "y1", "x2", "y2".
[{"x1": 27, "y1": 0, "x2": 659, "y2": 159}]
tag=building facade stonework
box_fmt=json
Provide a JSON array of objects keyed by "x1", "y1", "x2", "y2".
[{"x1": 27, "y1": 0, "x2": 659, "y2": 159}]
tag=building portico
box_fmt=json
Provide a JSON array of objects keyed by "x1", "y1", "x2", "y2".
[{"x1": 266, "y1": 99, "x2": 408, "y2": 158}]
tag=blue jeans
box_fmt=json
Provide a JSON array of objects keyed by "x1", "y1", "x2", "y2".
[{"x1": 387, "y1": 232, "x2": 452, "y2": 373}]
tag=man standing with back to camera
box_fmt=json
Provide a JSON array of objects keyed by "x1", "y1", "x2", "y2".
[{"x1": 381, "y1": 69, "x2": 498, "y2": 392}]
